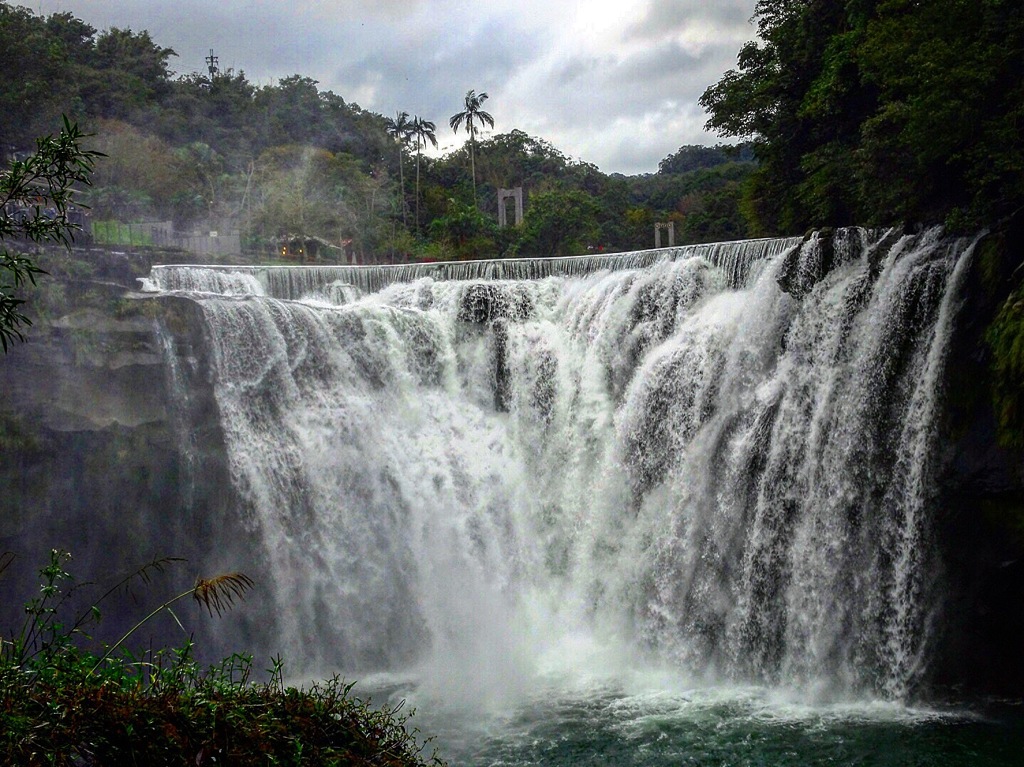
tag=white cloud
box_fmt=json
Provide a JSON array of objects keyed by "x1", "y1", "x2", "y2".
[{"x1": 39, "y1": 0, "x2": 757, "y2": 173}]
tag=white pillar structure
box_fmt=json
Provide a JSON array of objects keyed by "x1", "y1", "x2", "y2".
[
  {"x1": 498, "y1": 187, "x2": 524, "y2": 228},
  {"x1": 654, "y1": 221, "x2": 675, "y2": 248}
]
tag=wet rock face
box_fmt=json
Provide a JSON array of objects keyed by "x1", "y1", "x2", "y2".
[
  {"x1": 0, "y1": 249, "x2": 233, "y2": 652},
  {"x1": 777, "y1": 228, "x2": 905, "y2": 299},
  {"x1": 929, "y1": 224, "x2": 1024, "y2": 698},
  {"x1": 457, "y1": 282, "x2": 535, "y2": 324},
  {"x1": 457, "y1": 283, "x2": 536, "y2": 413},
  {"x1": 776, "y1": 230, "x2": 836, "y2": 299}
]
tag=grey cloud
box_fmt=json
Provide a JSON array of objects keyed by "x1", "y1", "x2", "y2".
[
  {"x1": 335, "y1": 16, "x2": 544, "y2": 124},
  {"x1": 612, "y1": 39, "x2": 703, "y2": 84},
  {"x1": 41, "y1": 0, "x2": 756, "y2": 173},
  {"x1": 517, "y1": 31, "x2": 742, "y2": 171},
  {"x1": 625, "y1": 0, "x2": 754, "y2": 42},
  {"x1": 552, "y1": 54, "x2": 613, "y2": 87},
  {"x1": 541, "y1": 36, "x2": 728, "y2": 126}
]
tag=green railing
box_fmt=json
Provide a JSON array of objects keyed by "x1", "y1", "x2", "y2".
[{"x1": 91, "y1": 220, "x2": 154, "y2": 246}]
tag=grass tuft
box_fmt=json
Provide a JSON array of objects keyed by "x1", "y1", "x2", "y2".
[{"x1": 193, "y1": 571, "x2": 255, "y2": 617}]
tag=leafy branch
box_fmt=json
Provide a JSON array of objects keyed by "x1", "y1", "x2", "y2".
[{"x1": 0, "y1": 116, "x2": 103, "y2": 351}]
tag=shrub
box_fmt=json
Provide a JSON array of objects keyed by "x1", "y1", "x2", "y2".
[{"x1": 0, "y1": 550, "x2": 443, "y2": 766}]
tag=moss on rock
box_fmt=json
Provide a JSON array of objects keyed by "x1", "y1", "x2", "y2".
[{"x1": 985, "y1": 284, "x2": 1024, "y2": 449}]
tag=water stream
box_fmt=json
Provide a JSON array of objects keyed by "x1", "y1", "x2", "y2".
[{"x1": 145, "y1": 230, "x2": 1023, "y2": 765}]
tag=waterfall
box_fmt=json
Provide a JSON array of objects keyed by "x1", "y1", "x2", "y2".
[{"x1": 148, "y1": 228, "x2": 976, "y2": 700}]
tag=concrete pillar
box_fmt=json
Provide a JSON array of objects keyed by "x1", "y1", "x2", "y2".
[
  {"x1": 654, "y1": 221, "x2": 675, "y2": 248},
  {"x1": 498, "y1": 187, "x2": 524, "y2": 228}
]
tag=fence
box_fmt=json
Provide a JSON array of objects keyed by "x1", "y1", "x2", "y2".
[{"x1": 91, "y1": 221, "x2": 241, "y2": 257}]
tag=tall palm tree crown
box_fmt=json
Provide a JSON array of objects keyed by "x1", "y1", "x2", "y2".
[
  {"x1": 384, "y1": 110, "x2": 412, "y2": 225},
  {"x1": 449, "y1": 89, "x2": 494, "y2": 206},
  {"x1": 411, "y1": 116, "x2": 437, "y2": 232}
]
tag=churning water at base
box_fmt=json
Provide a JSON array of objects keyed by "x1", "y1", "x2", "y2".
[
  {"x1": 386, "y1": 672, "x2": 1024, "y2": 767},
  {"x1": 145, "y1": 229, "x2": 1020, "y2": 763}
]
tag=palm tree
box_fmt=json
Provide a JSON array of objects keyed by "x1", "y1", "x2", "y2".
[
  {"x1": 449, "y1": 89, "x2": 494, "y2": 207},
  {"x1": 410, "y1": 116, "x2": 437, "y2": 232},
  {"x1": 384, "y1": 111, "x2": 412, "y2": 226}
]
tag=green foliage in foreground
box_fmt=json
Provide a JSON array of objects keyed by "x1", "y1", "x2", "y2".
[{"x1": 0, "y1": 550, "x2": 443, "y2": 767}]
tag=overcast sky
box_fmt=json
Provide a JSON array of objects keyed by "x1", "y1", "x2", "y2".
[{"x1": 36, "y1": 0, "x2": 757, "y2": 175}]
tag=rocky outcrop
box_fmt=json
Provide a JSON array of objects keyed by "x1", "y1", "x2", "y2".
[
  {"x1": 457, "y1": 283, "x2": 536, "y2": 412},
  {"x1": 928, "y1": 218, "x2": 1024, "y2": 697},
  {"x1": 457, "y1": 282, "x2": 535, "y2": 324},
  {"x1": 0, "y1": 246, "x2": 234, "y2": 652}
]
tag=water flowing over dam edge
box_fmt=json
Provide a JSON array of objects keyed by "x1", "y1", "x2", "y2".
[
  {"x1": 140, "y1": 227, "x2": 1012, "y2": 701},
  {"x1": 0, "y1": 230, "x2": 1022, "y2": 706},
  {"x1": 141, "y1": 237, "x2": 803, "y2": 298}
]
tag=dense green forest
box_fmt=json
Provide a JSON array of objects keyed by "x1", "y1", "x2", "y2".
[
  {"x1": 0, "y1": 2, "x2": 754, "y2": 261},
  {"x1": 3, "y1": 0, "x2": 1020, "y2": 258},
  {"x1": 700, "y1": 0, "x2": 1023, "y2": 234}
]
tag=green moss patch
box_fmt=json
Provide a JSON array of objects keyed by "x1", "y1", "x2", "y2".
[{"x1": 985, "y1": 285, "x2": 1024, "y2": 449}]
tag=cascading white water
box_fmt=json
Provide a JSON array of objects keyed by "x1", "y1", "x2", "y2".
[
  {"x1": 143, "y1": 236, "x2": 800, "y2": 298},
  {"x1": 149, "y1": 228, "x2": 976, "y2": 703}
]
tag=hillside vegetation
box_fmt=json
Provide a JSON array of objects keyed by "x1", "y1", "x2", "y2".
[
  {"x1": 0, "y1": 2, "x2": 753, "y2": 261},
  {"x1": 701, "y1": 0, "x2": 1023, "y2": 234}
]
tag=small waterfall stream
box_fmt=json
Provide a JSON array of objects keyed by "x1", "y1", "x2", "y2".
[{"x1": 146, "y1": 229, "x2": 977, "y2": 715}]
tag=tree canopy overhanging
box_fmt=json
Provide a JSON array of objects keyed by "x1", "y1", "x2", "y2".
[{"x1": 699, "y1": 0, "x2": 1024, "y2": 234}]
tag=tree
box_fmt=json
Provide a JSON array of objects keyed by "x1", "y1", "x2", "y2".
[
  {"x1": 83, "y1": 27, "x2": 177, "y2": 122},
  {"x1": 249, "y1": 145, "x2": 358, "y2": 257},
  {"x1": 698, "y1": 0, "x2": 853, "y2": 233},
  {"x1": 427, "y1": 198, "x2": 500, "y2": 259},
  {"x1": 474, "y1": 130, "x2": 571, "y2": 191},
  {"x1": 516, "y1": 188, "x2": 600, "y2": 258},
  {"x1": 159, "y1": 70, "x2": 259, "y2": 164},
  {"x1": 0, "y1": 118, "x2": 100, "y2": 351},
  {"x1": 254, "y1": 75, "x2": 325, "y2": 149},
  {"x1": 410, "y1": 116, "x2": 437, "y2": 232},
  {"x1": 658, "y1": 145, "x2": 749, "y2": 175},
  {"x1": 0, "y1": 4, "x2": 76, "y2": 147},
  {"x1": 449, "y1": 89, "x2": 494, "y2": 207},
  {"x1": 86, "y1": 120, "x2": 182, "y2": 221},
  {"x1": 383, "y1": 111, "x2": 412, "y2": 227},
  {"x1": 700, "y1": 0, "x2": 1024, "y2": 231},
  {"x1": 171, "y1": 142, "x2": 231, "y2": 226}
]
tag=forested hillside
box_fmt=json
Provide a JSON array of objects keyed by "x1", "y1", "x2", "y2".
[
  {"x1": 7, "y1": 0, "x2": 1018, "y2": 258},
  {"x1": 701, "y1": 0, "x2": 1023, "y2": 234},
  {"x1": 0, "y1": 2, "x2": 751, "y2": 261}
]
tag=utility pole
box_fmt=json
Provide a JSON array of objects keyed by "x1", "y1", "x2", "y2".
[{"x1": 206, "y1": 49, "x2": 219, "y2": 78}]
